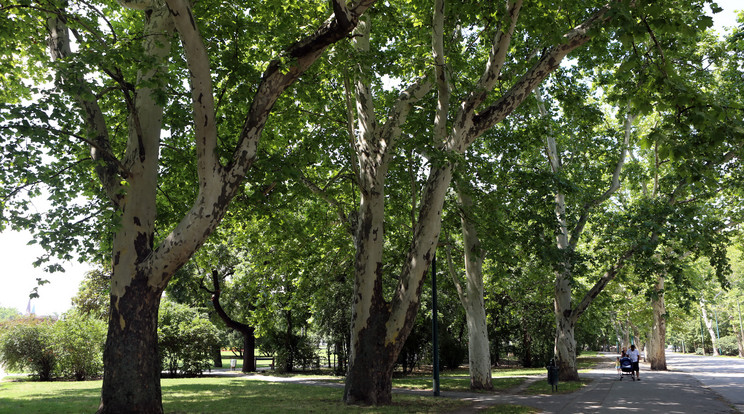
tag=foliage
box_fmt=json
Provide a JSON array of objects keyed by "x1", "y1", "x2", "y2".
[
  {"x1": 0, "y1": 306, "x2": 20, "y2": 322},
  {"x1": 716, "y1": 335, "x2": 740, "y2": 356},
  {"x1": 0, "y1": 317, "x2": 56, "y2": 380},
  {"x1": 258, "y1": 325, "x2": 318, "y2": 373},
  {"x1": 158, "y1": 300, "x2": 221, "y2": 377},
  {"x1": 69, "y1": 268, "x2": 110, "y2": 321},
  {"x1": 439, "y1": 329, "x2": 468, "y2": 371},
  {"x1": 0, "y1": 312, "x2": 106, "y2": 381},
  {"x1": 53, "y1": 311, "x2": 107, "y2": 380}
]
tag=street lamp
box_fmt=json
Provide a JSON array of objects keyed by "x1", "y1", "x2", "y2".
[{"x1": 431, "y1": 253, "x2": 440, "y2": 397}]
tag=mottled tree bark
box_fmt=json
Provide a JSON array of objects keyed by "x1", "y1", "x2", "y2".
[{"x1": 648, "y1": 276, "x2": 667, "y2": 370}]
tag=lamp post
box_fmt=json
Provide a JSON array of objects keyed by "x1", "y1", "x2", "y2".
[
  {"x1": 738, "y1": 300, "x2": 744, "y2": 357},
  {"x1": 714, "y1": 292, "x2": 722, "y2": 356},
  {"x1": 431, "y1": 253, "x2": 440, "y2": 397}
]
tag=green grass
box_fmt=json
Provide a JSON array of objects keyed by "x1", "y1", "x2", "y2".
[
  {"x1": 522, "y1": 378, "x2": 592, "y2": 395},
  {"x1": 481, "y1": 405, "x2": 541, "y2": 414},
  {"x1": 0, "y1": 377, "x2": 472, "y2": 413},
  {"x1": 392, "y1": 375, "x2": 525, "y2": 392}
]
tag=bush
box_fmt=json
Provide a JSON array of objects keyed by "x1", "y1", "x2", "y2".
[
  {"x1": 53, "y1": 311, "x2": 107, "y2": 380},
  {"x1": 0, "y1": 317, "x2": 57, "y2": 380},
  {"x1": 158, "y1": 300, "x2": 220, "y2": 376},
  {"x1": 717, "y1": 335, "x2": 740, "y2": 357},
  {"x1": 439, "y1": 331, "x2": 467, "y2": 371}
]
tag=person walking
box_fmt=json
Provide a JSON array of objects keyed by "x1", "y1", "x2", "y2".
[{"x1": 627, "y1": 344, "x2": 641, "y2": 381}]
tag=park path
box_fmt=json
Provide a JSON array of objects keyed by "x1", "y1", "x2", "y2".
[
  {"x1": 216, "y1": 352, "x2": 740, "y2": 413},
  {"x1": 666, "y1": 351, "x2": 744, "y2": 413}
]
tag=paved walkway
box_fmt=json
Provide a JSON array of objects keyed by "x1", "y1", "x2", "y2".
[
  {"x1": 207, "y1": 355, "x2": 740, "y2": 413},
  {"x1": 2, "y1": 355, "x2": 740, "y2": 413}
]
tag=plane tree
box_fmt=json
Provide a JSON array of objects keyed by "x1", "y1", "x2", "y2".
[{"x1": 0, "y1": 0, "x2": 375, "y2": 412}]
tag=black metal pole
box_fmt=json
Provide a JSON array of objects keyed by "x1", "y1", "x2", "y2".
[{"x1": 432, "y1": 253, "x2": 440, "y2": 396}]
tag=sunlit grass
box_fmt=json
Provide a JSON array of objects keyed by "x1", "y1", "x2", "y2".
[
  {"x1": 392, "y1": 375, "x2": 524, "y2": 392},
  {"x1": 522, "y1": 378, "x2": 592, "y2": 395},
  {"x1": 481, "y1": 404, "x2": 541, "y2": 414},
  {"x1": 0, "y1": 377, "x2": 471, "y2": 414}
]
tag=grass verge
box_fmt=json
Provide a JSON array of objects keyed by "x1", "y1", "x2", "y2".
[{"x1": 0, "y1": 377, "x2": 471, "y2": 414}]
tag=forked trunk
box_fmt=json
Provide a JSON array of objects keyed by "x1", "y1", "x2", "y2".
[{"x1": 98, "y1": 275, "x2": 163, "y2": 414}]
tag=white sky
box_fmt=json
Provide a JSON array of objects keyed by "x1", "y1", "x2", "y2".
[{"x1": 0, "y1": 3, "x2": 741, "y2": 317}]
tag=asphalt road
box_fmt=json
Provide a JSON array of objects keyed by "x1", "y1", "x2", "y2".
[{"x1": 665, "y1": 351, "x2": 744, "y2": 413}]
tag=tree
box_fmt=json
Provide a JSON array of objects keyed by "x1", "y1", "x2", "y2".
[
  {"x1": 1, "y1": 1, "x2": 374, "y2": 411},
  {"x1": 341, "y1": 0, "x2": 642, "y2": 403},
  {"x1": 70, "y1": 269, "x2": 110, "y2": 321},
  {"x1": 443, "y1": 183, "x2": 493, "y2": 389},
  {"x1": 201, "y1": 269, "x2": 257, "y2": 373}
]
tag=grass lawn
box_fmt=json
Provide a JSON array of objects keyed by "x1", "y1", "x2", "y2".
[
  {"x1": 391, "y1": 375, "x2": 524, "y2": 392},
  {"x1": 0, "y1": 377, "x2": 472, "y2": 413},
  {"x1": 522, "y1": 378, "x2": 592, "y2": 395}
]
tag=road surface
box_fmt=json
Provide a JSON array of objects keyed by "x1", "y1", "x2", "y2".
[{"x1": 665, "y1": 351, "x2": 744, "y2": 413}]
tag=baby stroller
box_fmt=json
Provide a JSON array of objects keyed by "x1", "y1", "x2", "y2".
[{"x1": 619, "y1": 357, "x2": 634, "y2": 381}]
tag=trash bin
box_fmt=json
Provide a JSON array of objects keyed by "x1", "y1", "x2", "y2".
[
  {"x1": 546, "y1": 359, "x2": 559, "y2": 392},
  {"x1": 230, "y1": 359, "x2": 237, "y2": 370}
]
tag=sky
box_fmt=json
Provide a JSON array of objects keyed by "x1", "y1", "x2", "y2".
[{"x1": 0, "y1": 2, "x2": 741, "y2": 317}]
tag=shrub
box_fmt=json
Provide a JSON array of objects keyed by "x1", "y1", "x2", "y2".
[
  {"x1": 0, "y1": 317, "x2": 57, "y2": 380},
  {"x1": 54, "y1": 311, "x2": 107, "y2": 380},
  {"x1": 717, "y1": 335, "x2": 740, "y2": 357},
  {"x1": 439, "y1": 331, "x2": 467, "y2": 371},
  {"x1": 158, "y1": 300, "x2": 220, "y2": 376}
]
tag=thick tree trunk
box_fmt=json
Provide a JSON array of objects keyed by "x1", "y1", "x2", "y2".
[
  {"x1": 554, "y1": 281, "x2": 579, "y2": 381},
  {"x1": 343, "y1": 303, "x2": 397, "y2": 404},
  {"x1": 212, "y1": 345, "x2": 223, "y2": 368},
  {"x1": 99, "y1": 277, "x2": 163, "y2": 414},
  {"x1": 242, "y1": 331, "x2": 257, "y2": 372},
  {"x1": 649, "y1": 276, "x2": 667, "y2": 370}
]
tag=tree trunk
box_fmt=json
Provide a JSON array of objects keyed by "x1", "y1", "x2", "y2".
[
  {"x1": 212, "y1": 345, "x2": 223, "y2": 368},
  {"x1": 700, "y1": 301, "x2": 719, "y2": 356},
  {"x1": 343, "y1": 305, "x2": 398, "y2": 404},
  {"x1": 99, "y1": 277, "x2": 163, "y2": 414},
  {"x1": 242, "y1": 331, "x2": 256, "y2": 372},
  {"x1": 205, "y1": 270, "x2": 256, "y2": 372},
  {"x1": 554, "y1": 281, "x2": 579, "y2": 381},
  {"x1": 465, "y1": 301, "x2": 492, "y2": 389},
  {"x1": 449, "y1": 188, "x2": 492, "y2": 390},
  {"x1": 649, "y1": 276, "x2": 667, "y2": 370}
]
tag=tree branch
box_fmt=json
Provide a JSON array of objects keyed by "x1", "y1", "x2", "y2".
[{"x1": 468, "y1": 3, "x2": 613, "y2": 145}]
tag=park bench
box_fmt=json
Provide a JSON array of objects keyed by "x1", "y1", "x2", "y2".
[{"x1": 255, "y1": 356, "x2": 275, "y2": 370}]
